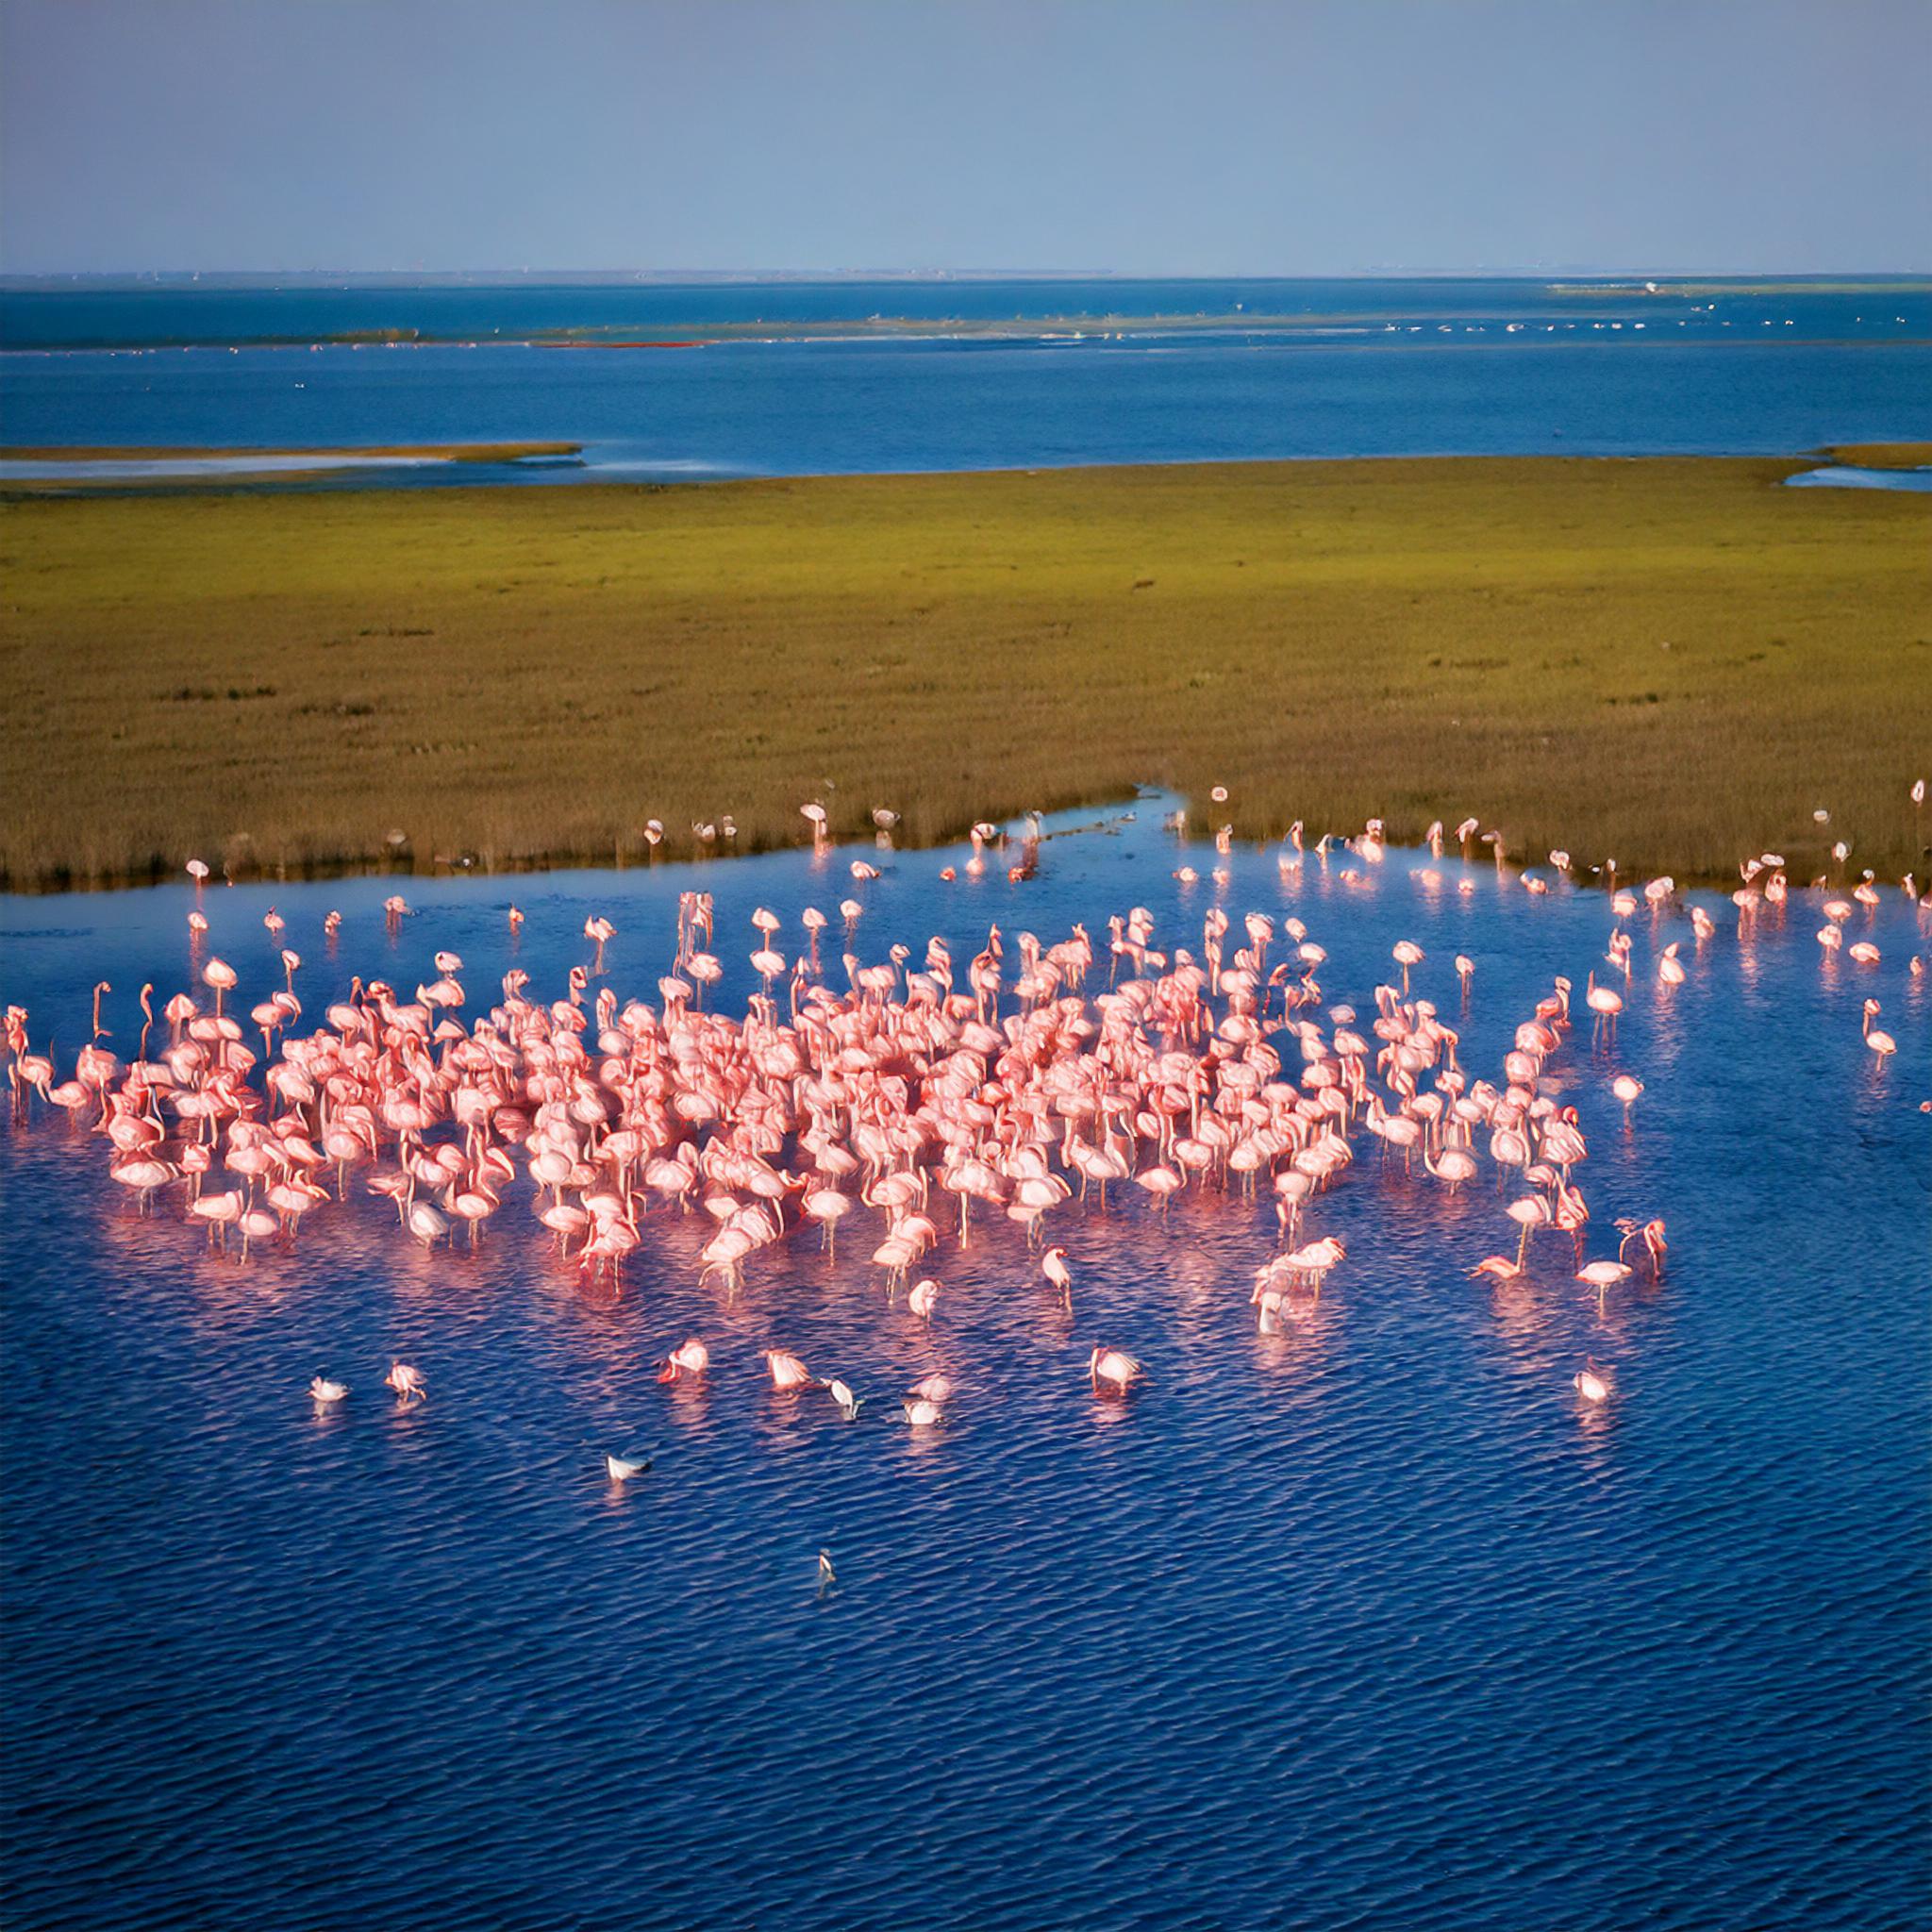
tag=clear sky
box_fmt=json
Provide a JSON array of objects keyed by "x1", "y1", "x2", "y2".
[{"x1": 2, "y1": 0, "x2": 1926, "y2": 276}]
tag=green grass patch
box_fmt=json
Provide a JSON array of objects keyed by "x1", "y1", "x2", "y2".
[
  {"x1": 1823, "y1": 441, "x2": 1932, "y2": 469},
  {"x1": 2, "y1": 455, "x2": 1926, "y2": 891}
]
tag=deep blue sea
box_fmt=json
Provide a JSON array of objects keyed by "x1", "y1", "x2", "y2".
[
  {"x1": 4, "y1": 801, "x2": 1928, "y2": 1929},
  {"x1": 2, "y1": 275, "x2": 1929, "y2": 481}
]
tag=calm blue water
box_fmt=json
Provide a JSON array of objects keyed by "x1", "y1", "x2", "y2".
[
  {"x1": 4, "y1": 801, "x2": 1928, "y2": 1929},
  {"x1": 2, "y1": 276, "x2": 1928, "y2": 480}
]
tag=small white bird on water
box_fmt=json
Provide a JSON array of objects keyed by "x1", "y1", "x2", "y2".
[
  {"x1": 1574, "y1": 1359, "x2": 1614, "y2": 1405},
  {"x1": 605, "y1": 1452, "x2": 652, "y2": 1482},
  {"x1": 308, "y1": 1375, "x2": 348, "y2": 1404},
  {"x1": 818, "y1": 1548, "x2": 837, "y2": 1587},
  {"x1": 826, "y1": 1377, "x2": 865, "y2": 1421}
]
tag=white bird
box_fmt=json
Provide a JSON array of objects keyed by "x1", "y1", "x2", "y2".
[
  {"x1": 384, "y1": 1361, "x2": 426, "y2": 1402},
  {"x1": 308, "y1": 1375, "x2": 348, "y2": 1404},
  {"x1": 1577, "y1": 1259, "x2": 1633, "y2": 1291},
  {"x1": 818, "y1": 1548, "x2": 837, "y2": 1585},
  {"x1": 1574, "y1": 1360, "x2": 1613, "y2": 1405},
  {"x1": 1088, "y1": 1347, "x2": 1147, "y2": 1393},
  {"x1": 826, "y1": 1377, "x2": 865, "y2": 1421},
  {"x1": 605, "y1": 1452, "x2": 652, "y2": 1481}
]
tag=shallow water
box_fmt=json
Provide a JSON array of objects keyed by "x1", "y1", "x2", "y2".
[
  {"x1": 1784, "y1": 463, "x2": 1932, "y2": 491},
  {"x1": 4, "y1": 276, "x2": 1928, "y2": 482},
  {"x1": 3, "y1": 801, "x2": 1928, "y2": 1930}
]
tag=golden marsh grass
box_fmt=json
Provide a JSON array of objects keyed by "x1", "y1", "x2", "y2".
[{"x1": 2, "y1": 456, "x2": 1926, "y2": 891}]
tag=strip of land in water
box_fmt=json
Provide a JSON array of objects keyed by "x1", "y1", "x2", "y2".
[
  {"x1": 1, "y1": 455, "x2": 1926, "y2": 891},
  {"x1": 1824, "y1": 441, "x2": 1932, "y2": 469},
  {"x1": 1, "y1": 441, "x2": 582, "y2": 461},
  {"x1": 8, "y1": 287, "x2": 1927, "y2": 355},
  {"x1": 0, "y1": 441, "x2": 582, "y2": 488}
]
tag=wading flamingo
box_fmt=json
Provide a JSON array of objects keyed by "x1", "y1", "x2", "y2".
[
  {"x1": 764, "y1": 1349, "x2": 815, "y2": 1391},
  {"x1": 1088, "y1": 1347, "x2": 1147, "y2": 1394},
  {"x1": 1041, "y1": 1246, "x2": 1074, "y2": 1308},
  {"x1": 1862, "y1": 1000, "x2": 1896, "y2": 1057},
  {"x1": 658, "y1": 1338, "x2": 710, "y2": 1384},
  {"x1": 1616, "y1": 1218, "x2": 1668, "y2": 1276},
  {"x1": 385, "y1": 1362, "x2": 427, "y2": 1402}
]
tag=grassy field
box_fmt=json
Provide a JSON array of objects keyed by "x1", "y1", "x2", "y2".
[
  {"x1": 1, "y1": 456, "x2": 1926, "y2": 891},
  {"x1": 1826, "y1": 441, "x2": 1932, "y2": 468}
]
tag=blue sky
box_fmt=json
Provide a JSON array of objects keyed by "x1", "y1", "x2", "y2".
[{"x1": 3, "y1": 0, "x2": 1926, "y2": 275}]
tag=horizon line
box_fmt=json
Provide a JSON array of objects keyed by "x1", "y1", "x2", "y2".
[{"x1": 5, "y1": 265, "x2": 1930, "y2": 287}]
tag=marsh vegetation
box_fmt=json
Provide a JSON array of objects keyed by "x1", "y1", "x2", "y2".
[{"x1": 3, "y1": 455, "x2": 1925, "y2": 889}]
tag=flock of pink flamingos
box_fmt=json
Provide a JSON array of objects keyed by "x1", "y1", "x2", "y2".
[{"x1": 5, "y1": 797, "x2": 1924, "y2": 1444}]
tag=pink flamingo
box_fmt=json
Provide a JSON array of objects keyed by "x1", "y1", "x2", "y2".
[
  {"x1": 1088, "y1": 1347, "x2": 1147, "y2": 1394},
  {"x1": 763, "y1": 1349, "x2": 815, "y2": 1391},
  {"x1": 1862, "y1": 1000, "x2": 1896, "y2": 1057},
  {"x1": 1584, "y1": 971, "x2": 1623, "y2": 1041},
  {"x1": 190, "y1": 1189, "x2": 243, "y2": 1251},
  {"x1": 1576, "y1": 1258, "x2": 1633, "y2": 1310},
  {"x1": 1041, "y1": 1245, "x2": 1074, "y2": 1308},
  {"x1": 1281, "y1": 1236, "x2": 1345, "y2": 1291},
  {"x1": 1616, "y1": 1218, "x2": 1668, "y2": 1276},
  {"x1": 202, "y1": 958, "x2": 238, "y2": 1016},
  {"x1": 1505, "y1": 1193, "x2": 1552, "y2": 1268},
  {"x1": 658, "y1": 1339, "x2": 710, "y2": 1384}
]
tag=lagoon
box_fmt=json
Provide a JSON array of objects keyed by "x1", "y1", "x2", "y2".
[
  {"x1": 4, "y1": 800, "x2": 1926, "y2": 1929},
  {"x1": 4, "y1": 277, "x2": 1929, "y2": 486}
]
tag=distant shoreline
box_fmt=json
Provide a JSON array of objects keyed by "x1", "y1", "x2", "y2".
[
  {"x1": 0, "y1": 440, "x2": 582, "y2": 463},
  {"x1": 7, "y1": 270, "x2": 1929, "y2": 291},
  {"x1": 4, "y1": 278, "x2": 1929, "y2": 358},
  {"x1": 2, "y1": 439, "x2": 1924, "y2": 496},
  {"x1": 8, "y1": 328, "x2": 1930, "y2": 355},
  {"x1": 0, "y1": 441, "x2": 584, "y2": 490}
]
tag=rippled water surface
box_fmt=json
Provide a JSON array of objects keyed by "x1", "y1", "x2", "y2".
[{"x1": 4, "y1": 803, "x2": 1927, "y2": 1930}]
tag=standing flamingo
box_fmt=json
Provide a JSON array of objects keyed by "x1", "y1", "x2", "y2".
[
  {"x1": 1041, "y1": 1246, "x2": 1074, "y2": 1308},
  {"x1": 384, "y1": 1362, "x2": 427, "y2": 1402},
  {"x1": 1616, "y1": 1218, "x2": 1668, "y2": 1276},
  {"x1": 1862, "y1": 1000, "x2": 1896, "y2": 1057}
]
